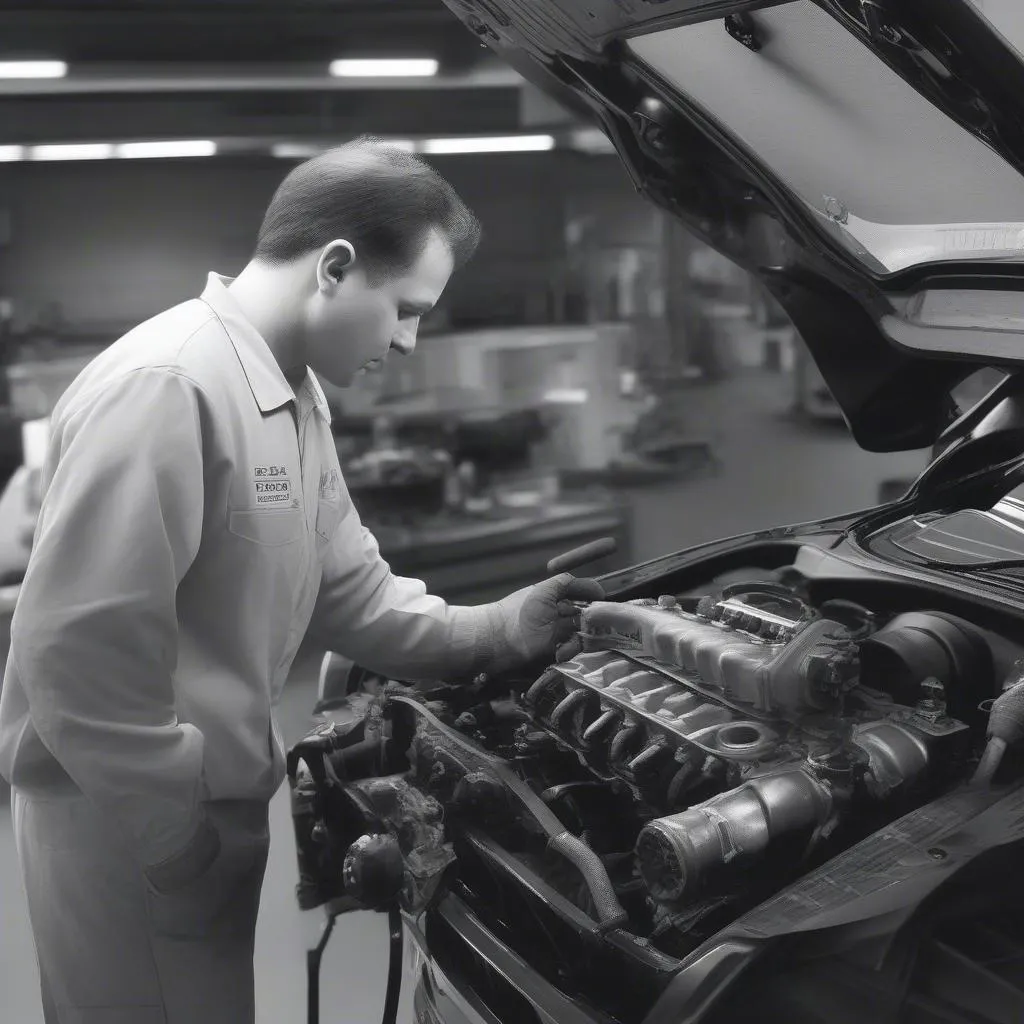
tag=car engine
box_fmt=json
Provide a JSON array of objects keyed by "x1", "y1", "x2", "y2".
[
  {"x1": 289, "y1": 571, "x2": 1018, "y2": 966},
  {"x1": 517, "y1": 586, "x2": 978, "y2": 934}
]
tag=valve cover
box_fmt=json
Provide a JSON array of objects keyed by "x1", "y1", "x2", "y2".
[{"x1": 577, "y1": 597, "x2": 861, "y2": 718}]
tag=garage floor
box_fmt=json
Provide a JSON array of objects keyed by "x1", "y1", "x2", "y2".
[{"x1": 0, "y1": 368, "x2": 929, "y2": 1023}]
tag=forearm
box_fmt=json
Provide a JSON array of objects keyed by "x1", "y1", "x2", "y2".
[
  {"x1": 309, "y1": 573, "x2": 509, "y2": 682},
  {"x1": 307, "y1": 494, "x2": 580, "y2": 682}
]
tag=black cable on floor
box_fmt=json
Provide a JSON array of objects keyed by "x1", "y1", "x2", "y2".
[
  {"x1": 382, "y1": 904, "x2": 403, "y2": 1024},
  {"x1": 307, "y1": 910, "x2": 337, "y2": 1024}
]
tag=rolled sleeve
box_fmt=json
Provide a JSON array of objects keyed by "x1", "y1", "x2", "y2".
[
  {"x1": 308, "y1": 489, "x2": 498, "y2": 682},
  {"x1": 10, "y1": 367, "x2": 212, "y2": 870}
]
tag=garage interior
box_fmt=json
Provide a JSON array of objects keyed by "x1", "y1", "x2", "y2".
[{"x1": 0, "y1": 2, "x2": 935, "y2": 1022}]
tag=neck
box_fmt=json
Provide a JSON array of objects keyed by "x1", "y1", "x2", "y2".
[{"x1": 227, "y1": 261, "x2": 307, "y2": 382}]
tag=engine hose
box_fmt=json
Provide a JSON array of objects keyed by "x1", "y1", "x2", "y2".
[
  {"x1": 667, "y1": 759, "x2": 700, "y2": 806},
  {"x1": 609, "y1": 721, "x2": 645, "y2": 764},
  {"x1": 389, "y1": 694, "x2": 629, "y2": 931},
  {"x1": 550, "y1": 688, "x2": 592, "y2": 731},
  {"x1": 381, "y1": 904, "x2": 403, "y2": 1024},
  {"x1": 973, "y1": 736, "x2": 1009, "y2": 786},
  {"x1": 547, "y1": 831, "x2": 629, "y2": 932},
  {"x1": 524, "y1": 667, "x2": 562, "y2": 708},
  {"x1": 583, "y1": 709, "x2": 621, "y2": 745},
  {"x1": 628, "y1": 743, "x2": 668, "y2": 774}
]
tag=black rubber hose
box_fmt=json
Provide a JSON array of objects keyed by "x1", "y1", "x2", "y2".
[
  {"x1": 306, "y1": 911, "x2": 337, "y2": 1024},
  {"x1": 583, "y1": 709, "x2": 621, "y2": 745},
  {"x1": 609, "y1": 721, "x2": 644, "y2": 764},
  {"x1": 381, "y1": 904, "x2": 403, "y2": 1024},
  {"x1": 549, "y1": 688, "x2": 593, "y2": 731},
  {"x1": 389, "y1": 694, "x2": 628, "y2": 929},
  {"x1": 524, "y1": 667, "x2": 562, "y2": 708},
  {"x1": 547, "y1": 831, "x2": 628, "y2": 931}
]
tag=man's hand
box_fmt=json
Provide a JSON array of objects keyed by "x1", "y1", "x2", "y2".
[{"x1": 485, "y1": 573, "x2": 605, "y2": 673}]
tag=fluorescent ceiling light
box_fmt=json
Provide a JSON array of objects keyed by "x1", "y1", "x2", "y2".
[
  {"x1": 271, "y1": 142, "x2": 323, "y2": 160},
  {"x1": 116, "y1": 140, "x2": 217, "y2": 159},
  {"x1": 421, "y1": 134, "x2": 556, "y2": 155},
  {"x1": 0, "y1": 60, "x2": 67, "y2": 79},
  {"x1": 0, "y1": 145, "x2": 25, "y2": 162},
  {"x1": 272, "y1": 138, "x2": 415, "y2": 159},
  {"x1": 329, "y1": 58, "x2": 438, "y2": 78},
  {"x1": 569, "y1": 128, "x2": 616, "y2": 155},
  {"x1": 31, "y1": 143, "x2": 115, "y2": 161}
]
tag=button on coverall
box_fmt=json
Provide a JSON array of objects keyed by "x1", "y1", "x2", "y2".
[{"x1": 0, "y1": 274, "x2": 498, "y2": 1023}]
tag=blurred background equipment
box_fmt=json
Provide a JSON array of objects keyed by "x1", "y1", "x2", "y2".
[{"x1": 327, "y1": 370, "x2": 632, "y2": 603}]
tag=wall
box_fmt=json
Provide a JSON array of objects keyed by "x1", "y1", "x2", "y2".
[
  {"x1": 0, "y1": 150, "x2": 652, "y2": 337},
  {"x1": 0, "y1": 159, "x2": 278, "y2": 331}
]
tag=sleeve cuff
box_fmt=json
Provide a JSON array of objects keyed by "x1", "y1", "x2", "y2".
[
  {"x1": 143, "y1": 815, "x2": 221, "y2": 894},
  {"x1": 448, "y1": 602, "x2": 513, "y2": 679}
]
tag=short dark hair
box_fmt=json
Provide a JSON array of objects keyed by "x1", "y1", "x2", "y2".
[{"x1": 252, "y1": 135, "x2": 482, "y2": 280}]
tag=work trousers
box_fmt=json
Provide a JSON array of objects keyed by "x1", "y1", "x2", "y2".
[{"x1": 12, "y1": 786, "x2": 271, "y2": 1024}]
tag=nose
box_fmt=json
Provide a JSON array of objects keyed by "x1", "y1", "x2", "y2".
[{"x1": 391, "y1": 324, "x2": 418, "y2": 356}]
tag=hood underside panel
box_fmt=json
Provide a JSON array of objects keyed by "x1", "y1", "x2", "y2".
[
  {"x1": 628, "y1": 3, "x2": 1024, "y2": 275},
  {"x1": 442, "y1": 0, "x2": 1024, "y2": 452}
]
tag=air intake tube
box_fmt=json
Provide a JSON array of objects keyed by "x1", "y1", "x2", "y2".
[{"x1": 635, "y1": 769, "x2": 834, "y2": 904}]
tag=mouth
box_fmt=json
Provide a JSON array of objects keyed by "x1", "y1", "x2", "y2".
[{"x1": 356, "y1": 359, "x2": 385, "y2": 376}]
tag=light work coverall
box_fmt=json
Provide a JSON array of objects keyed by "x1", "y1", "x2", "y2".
[{"x1": 0, "y1": 274, "x2": 502, "y2": 1023}]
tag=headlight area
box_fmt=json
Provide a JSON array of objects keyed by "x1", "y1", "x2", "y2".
[{"x1": 288, "y1": 570, "x2": 1024, "y2": 1024}]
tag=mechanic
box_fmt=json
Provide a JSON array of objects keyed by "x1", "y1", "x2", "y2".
[{"x1": 0, "y1": 135, "x2": 604, "y2": 1024}]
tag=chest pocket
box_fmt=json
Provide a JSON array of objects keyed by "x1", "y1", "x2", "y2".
[
  {"x1": 229, "y1": 506, "x2": 306, "y2": 547},
  {"x1": 314, "y1": 495, "x2": 344, "y2": 549}
]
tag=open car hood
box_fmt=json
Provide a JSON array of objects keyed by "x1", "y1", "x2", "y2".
[{"x1": 441, "y1": 0, "x2": 1024, "y2": 453}]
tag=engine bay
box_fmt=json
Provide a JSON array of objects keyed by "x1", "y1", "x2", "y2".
[{"x1": 289, "y1": 558, "x2": 1024, "y2": 996}]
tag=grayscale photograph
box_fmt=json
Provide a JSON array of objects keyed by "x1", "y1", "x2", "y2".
[{"x1": 2, "y1": 2, "x2": 1024, "y2": 1023}]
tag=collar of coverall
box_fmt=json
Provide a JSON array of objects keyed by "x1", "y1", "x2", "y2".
[{"x1": 200, "y1": 272, "x2": 332, "y2": 426}]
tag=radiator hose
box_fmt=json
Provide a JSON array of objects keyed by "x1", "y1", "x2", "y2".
[
  {"x1": 391, "y1": 693, "x2": 629, "y2": 930},
  {"x1": 548, "y1": 831, "x2": 628, "y2": 930}
]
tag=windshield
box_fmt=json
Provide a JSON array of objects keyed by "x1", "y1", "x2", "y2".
[{"x1": 628, "y1": 1, "x2": 1024, "y2": 274}]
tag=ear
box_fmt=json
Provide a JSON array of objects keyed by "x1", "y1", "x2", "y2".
[{"x1": 316, "y1": 239, "x2": 357, "y2": 290}]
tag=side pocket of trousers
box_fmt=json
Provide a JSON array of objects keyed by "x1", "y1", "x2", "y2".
[{"x1": 144, "y1": 800, "x2": 270, "y2": 941}]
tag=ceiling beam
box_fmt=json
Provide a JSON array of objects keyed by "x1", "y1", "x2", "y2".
[
  {"x1": 0, "y1": 87, "x2": 526, "y2": 144},
  {"x1": 0, "y1": 5, "x2": 476, "y2": 63},
  {"x1": 0, "y1": 63, "x2": 522, "y2": 97}
]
